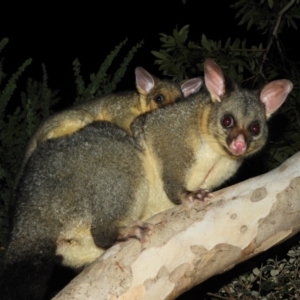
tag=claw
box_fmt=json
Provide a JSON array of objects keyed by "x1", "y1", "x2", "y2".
[
  {"x1": 117, "y1": 220, "x2": 153, "y2": 243},
  {"x1": 184, "y1": 188, "x2": 214, "y2": 206}
]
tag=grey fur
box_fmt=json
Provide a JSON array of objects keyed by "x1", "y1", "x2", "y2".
[{"x1": 2, "y1": 62, "x2": 291, "y2": 300}]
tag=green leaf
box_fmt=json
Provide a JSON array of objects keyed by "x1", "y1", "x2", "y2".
[
  {"x1": 225, "y1": 38, "x2": 231, "y2": 48},
  {"x1": 179, "y1": 24, "x2": 189, "y2": 33},
  {"x1": 247, "y1": 17, "x2": 253, "y2": 30},
  {"x1": 201, "y1": 34, "x2": 211, "y2": 50},
  {"x1": 288, "y1": 18, "x2": 298, "y2": 29},
  {"x1": 172, "y1": 28, "x2": 179, "y2": 41},
  {"x1": 267, "y1": 0, "x2": 273, "y2": 8},
  {"x1": 0, "y1": 38, "x2": 9, "y2": 54},
  {"x1": 151, "y1": 51, "x2": 167, "y2": 60},
  {"x1": 0, "y1": 58, "x2": 32, "y2": 117},
  {"x1": 270, "y1": 269, "x2": 280, "y2": 276},
  {"x1": 178, "y1": 24, "x2": 189, "y2": 40},
  {"x1": 253, "y1": 268, "x2": 260, "y2": 276},
  {"x1": 232, "y1": 38, "x2": 241, "y2": 49}
]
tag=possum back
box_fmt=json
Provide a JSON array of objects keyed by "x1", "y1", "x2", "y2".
[
  {"x1": 13, "y1": 121, "x2": 146, "y2": 246},
  {"x1": 3, "y1": 121, "x2": 148, "y2": 300}
]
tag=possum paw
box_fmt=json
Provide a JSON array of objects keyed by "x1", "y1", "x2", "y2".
[
  {"x1": 184, "y1": 188, "x2": 213, "y2": 206},
  {"x1": 117, "y1": 221, "x2": 153, "y2": 243}
]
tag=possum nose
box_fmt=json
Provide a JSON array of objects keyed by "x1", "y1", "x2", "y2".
[{"x1": 229, "y1": 134, "x2": 247, "y2": 156}]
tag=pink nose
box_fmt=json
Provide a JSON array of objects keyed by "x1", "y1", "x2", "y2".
[{"x1": 229, "y1": 134, "x2": 247, "y2": 156}]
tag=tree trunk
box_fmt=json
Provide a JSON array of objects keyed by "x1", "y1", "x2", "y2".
[{"x1": 53, "y1": 152, "x2": 300, "y2": 300}]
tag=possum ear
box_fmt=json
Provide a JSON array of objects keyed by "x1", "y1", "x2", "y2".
[
  {"x1": 204, "y1": 59, "x2": 226, "y2": 102},
  {"x1": 180, "y1": 77, "x2": 203, "y2": 97},
  {"x1": 260, "y1": 79, "x2": 293, "y2": 118},
  {"x1": 135, "y1": 67, "x2": 155, "y2": 95}
]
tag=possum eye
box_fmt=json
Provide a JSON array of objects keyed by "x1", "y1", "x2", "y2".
[
  {"x1": 154, "y1": 94, "x2": 165, "y2": 104},
  {"x1": 221, "y1": 114, "x2": 234, "y2": 128},
  {"x1": 249, "y1": 122, "x2": 260, "y2": 135}
]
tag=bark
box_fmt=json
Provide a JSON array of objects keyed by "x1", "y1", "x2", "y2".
[{"x1": 53, "y1": 152, "x2": 300, "y2": 300}]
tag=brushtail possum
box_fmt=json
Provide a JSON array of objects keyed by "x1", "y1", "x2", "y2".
[
  {"x1": 2, "y1": 59, "x2": 292, "y2": 300},
  {"x1": 13, "y1": 66, "x2": 202, "y2": 199},
  {"x1": 140, "y1": 59, "x2": 293, "y2": 204}
]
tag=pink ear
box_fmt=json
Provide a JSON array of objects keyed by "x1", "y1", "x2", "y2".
[
  {"x1": 180, "y1": 77, "x2": 203, "y2": 97},
  {"x1": 260, "y1": 79, "x2": 293, "y2": 117},
  {"x1": 135, "y1": 67, "x2": 155, "y2": 95},
  {"x1": 204, "y1": 59, "x2": 226, "y2": 102}
]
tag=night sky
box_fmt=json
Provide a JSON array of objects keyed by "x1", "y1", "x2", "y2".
[
  {"x1": 0, "y1": 1, "x2": 246, "y2": 96},
  {"x1": 1, "y1": 2, "x2": 298, "y2": 94}
]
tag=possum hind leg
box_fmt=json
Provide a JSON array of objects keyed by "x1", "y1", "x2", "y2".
[{"x1": 89, "y1": 167, "x2": 148, "y2": 249}]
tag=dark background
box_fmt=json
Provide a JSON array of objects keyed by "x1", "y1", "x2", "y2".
[
  {"x1": 1, "y1": 1, "x2": 299, "y2": 299},
  {"x1": 0, "y1": 1, "x2": 248, "y2": 97}
]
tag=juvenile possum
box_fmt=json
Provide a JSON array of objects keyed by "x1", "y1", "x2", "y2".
[
  {"x1": 22, "y1": 67, "x2": 202, "y2": 165},
  {"x1": 13, "y1": 66, "x2": 202, "y2": 201}
]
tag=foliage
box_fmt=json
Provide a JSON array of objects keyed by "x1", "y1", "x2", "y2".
[
  {"x1": 206, "y1": 243, "x2": 300, "y2": 299},
  {"x1": 73, "y1": 39, "x2": 144, "y2": 104},
  {"x1": 153, "y1": 26, "x2": 266, "y2": 83},
  {"x1": 0, "y1": 49, "x2": 59, "y2": 249},
  {"x1": 232, "y1": 0, "x2": 300, "y2": 32},
  {"x1": 0, "y1": 39, "x2": 32, "y2": 247},
  {"x1": 152, "y1": 0, "x2": 300, "y2": 171},
  {"x1": 0, "y1": 38, "x2": 141, "y2": 253}
]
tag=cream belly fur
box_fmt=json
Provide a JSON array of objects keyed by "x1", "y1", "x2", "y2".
[
  {"x1": 55, "y1": 221, "x2": 103, "y2": 269},
  {"x1": 185, "y1": 141, "x2": 241, "y2": 191},
  {"x1": 55, "y1": 180, "x2": 150, "y2": 270}
]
